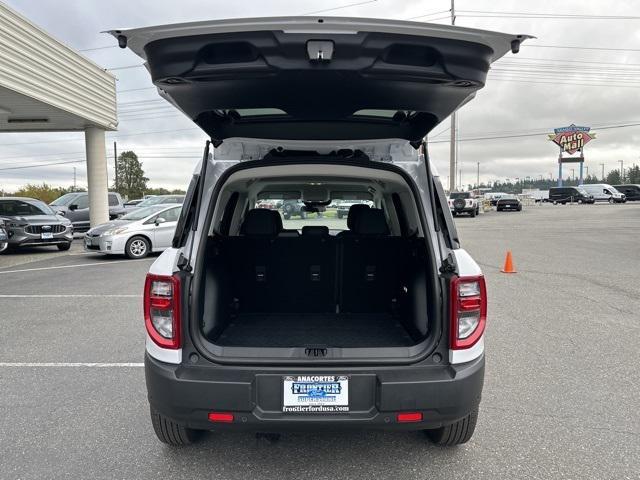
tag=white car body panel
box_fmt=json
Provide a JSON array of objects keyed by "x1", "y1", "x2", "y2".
[{"x1": 110, "y1": 16, "x2": 529, "y2": 64}]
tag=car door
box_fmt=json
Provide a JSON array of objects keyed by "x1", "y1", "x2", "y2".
[
  {"x1": 150, "y1": 207, "x2": 181, "y2": 250},
  {"x1": 68, "y1": 194, "x2": 90, "y2": 227}
]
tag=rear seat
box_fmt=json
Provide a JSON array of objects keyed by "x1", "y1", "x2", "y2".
[
  {"x1": 226, "y1": 207, "x2": 408, "y2": 315},
  {"x1": 339, "y1": 209, "x2": 409, "y2": 313}
]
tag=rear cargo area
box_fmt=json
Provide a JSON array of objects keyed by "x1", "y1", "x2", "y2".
[{"x1": 199, "y1": 217, "x2": 433, "y2": 351}]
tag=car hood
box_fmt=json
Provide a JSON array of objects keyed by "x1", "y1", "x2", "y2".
[
  {"x1": 109, "y1": 17, "x2": 531, "y2": 145},
  {"x1": 88, "y1": 219, "x2": 130, "y2": 235},
  {"x1": 3, "y1": 214, "x2": 68, "y2": 225}
]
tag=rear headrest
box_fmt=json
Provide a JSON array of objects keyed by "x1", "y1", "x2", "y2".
[
  {"x1": 240, "y1": 209, "x2": 282, "y2": 236},
  {"x1": 347, "y1": 204, "x2": 370, "y2": 230},
  {"x1": 302, "y1": 226, "x2": 329, "y2": 237},
  {"x1": 353, "y1": 209, "x2": 390, "y2": 236}
]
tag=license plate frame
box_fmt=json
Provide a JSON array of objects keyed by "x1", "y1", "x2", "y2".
[
  {"x1": 41, "y1": 232, "x2": 54, "y2": 239},
  {"x1": 282, "y1": 375, "x2": 349, "y2": 413}
]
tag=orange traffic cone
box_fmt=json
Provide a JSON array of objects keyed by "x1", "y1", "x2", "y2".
[{"x1": 501, "y1": 251, "x2": 517, "y2": 273}]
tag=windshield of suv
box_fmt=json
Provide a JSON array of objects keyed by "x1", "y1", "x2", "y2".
[
  {"x1": 50, "y1": 193, "x2": 79, "y2": 206},
  {"x1": 120, "y1": 205, "x2": 168, "y2": 221},
  {"x1": 450, "y1": 192, "x2": 471, "y2": 199},
  {"x1": 0, "y1": 199, "x2": 55, "y2": 216}
]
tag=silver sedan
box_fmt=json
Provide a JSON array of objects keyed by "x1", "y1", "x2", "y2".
[{"x1": 84, "y1": 204, "x2": 181, "y2": 259}]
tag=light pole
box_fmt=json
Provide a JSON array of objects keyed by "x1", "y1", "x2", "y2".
[
  {"x1": 619, "y1": 160, "x2": 624, "y2": 183},
  {"x1": 571, "y1": 168, "x2": 575, "y2": 181},
  {"x1": 585, "y1": 165, "x2": 589, "y2": 178},
  {"x1": 600, "y1": 163, "x2": 605, "y2": 181},
  {"x1": 476, "y1": 161, "x2": 480, "y2": 190}
]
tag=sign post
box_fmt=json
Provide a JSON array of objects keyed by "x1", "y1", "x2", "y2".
[{"x1": 548, "y1": 124, "x2": 596, "y2": 187}]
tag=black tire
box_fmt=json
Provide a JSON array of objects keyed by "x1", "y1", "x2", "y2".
[
  {"x1": 150, "y1": 406, "x2": 201, "y2": 446},
  {"x1": 125, "y1": 236, "x2": 150, "y2": 259},
  {"x1": 283, "y1": 212, "x2": 291, "y2": 220},
  {"x1": 470, "y1": 208, "x2": 476, "y2": 218},
  {"x1": 552, "y1": 201, "x2": 557, "y2": 205},
  {"x1": 517, "y1": 205, "x2": 522, "y2": 211},
  {"x1": 608, "y1": 197, "x2": 614, "y2": 204},
  {"x1": 337, "y1": 211, "x2": 344, "y2": 219},
  {"x1": 57, "y1": 242, "x2": 71, "y2": 251},
  {"x1": 561, "y1": 202, "x2": 566, "y2": 205},
  {"x1": 425, "y1": 407, "x2": 479, "y2": 446},
  {"x1": 299, "y1": 210, "x2": 307, "y2": 219}
]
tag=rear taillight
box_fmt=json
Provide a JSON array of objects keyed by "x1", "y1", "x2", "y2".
[
  {"x1": 450, "y1": 275, "x2": 487, "y2": 350},
  {"x1": 144, "y1": 274, "x2": 181, "y2": 349}
]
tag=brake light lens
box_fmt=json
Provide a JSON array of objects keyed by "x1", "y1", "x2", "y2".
[
  {"x1": 450, "y1": 275, "x2": 487, "y2": 349},
  {"x1": 144, "y1": 274, "x2": 181, "y2": 349},
  {"x1": 397, "y1": 412, "x2": 423, "y2": 423},
  {"x1": 208, "y1": 412, "x2": 234, "y2": 423}
]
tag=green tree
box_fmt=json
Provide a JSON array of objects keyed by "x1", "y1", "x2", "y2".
[
  {"x1": 12, "y1": 183, "x2": 81, "y2": 203},
  {"x1": 605, "y1": 169, "x2": 622, "y2": 185},
  {"x1": 626, "y1": 165, "x2": 640, "y2": 183},
  {"x1": 115, "y1": 151, "x2": 148, "y2": 199}
]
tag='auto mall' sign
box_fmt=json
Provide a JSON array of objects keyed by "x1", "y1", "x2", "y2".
[{"x1": 548, "y1": 124, "x2": 596, "y2": 154}]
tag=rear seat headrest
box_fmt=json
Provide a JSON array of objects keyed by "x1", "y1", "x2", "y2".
[
  {"x1": 347, "y1": 204, "x2": 370, "y2": 230},
  {"x1": 302, "y1": 226, "x2": 329, "y2": 237},
  {"x1": 240, "y1": 209, "x2": 282, "y2": 236},
  {"x1": 353, "y1": 208, "x2": 390, "y2": 236}
]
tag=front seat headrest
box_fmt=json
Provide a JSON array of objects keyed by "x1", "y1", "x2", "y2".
[
  {"x1": 353, "y1": 209, "x2": 390, "y2": 236},
  {"x1": 240, "y1": 209, "x2": 282, "y2": 236},
  {"x1": 347, "y1": 204, "x2": 370, "y2": 230}
]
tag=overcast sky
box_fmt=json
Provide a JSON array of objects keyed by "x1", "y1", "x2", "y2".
[{"x1": 2, "y1": 0, "x2": 640, "y2": 191}]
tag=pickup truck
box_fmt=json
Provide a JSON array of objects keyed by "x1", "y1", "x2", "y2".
[{"x1": 50, "y1": 192, "x2": 126, "y2": 231}]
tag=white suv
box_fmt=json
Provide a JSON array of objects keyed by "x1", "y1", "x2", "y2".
[
  {"x1": 111, "y1": 16, "x2": 528, "y2": 447},
  {"x1": 448, "y1": 192, "x2": 480, "y2": 217}
]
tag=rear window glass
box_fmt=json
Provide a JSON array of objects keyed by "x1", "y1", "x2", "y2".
[{"x1": 450, "y1": 192, "x2": 471, "y2": 199}]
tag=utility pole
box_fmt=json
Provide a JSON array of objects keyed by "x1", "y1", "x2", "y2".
[
  {"x1": 73, "y1": 167, "x2": 76, "y2": 190},
  {"x1": 476, "y1": 161, "x2": 480, "y2": 190},
  {"x1": 619, "y1": 160, "x2": 624, "y2": 182},
  {"x1": 448, "y1": 0, "x2": 456, "y2": 193},
  {"x1": 585, "y1": 165, "x2": 589, "y2": 178},
  {"x1": 600, "y1": 163, "x2": 605, "y2": 181},
  {"x1": 113, "y1": 141, "x2": 118, "y2": 191}
]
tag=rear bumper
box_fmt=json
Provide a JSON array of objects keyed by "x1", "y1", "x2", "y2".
[{"x1": 145, "y1": 353, "x2": 484, "y2": 431}]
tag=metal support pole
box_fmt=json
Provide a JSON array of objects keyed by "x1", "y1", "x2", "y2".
[
  {"x1": 113, "y1": 141, "x2": 118, "y2": 191},
  {"x1": 558, "y1": 154, "x2": 563, "y2": 187},
  {"x1": 619, "y1": 160, "x2": 624, "y2": 182},
  {"x1": 578, "y1": 162, "x2": 583, "y2": 185},
  {"x1": 85, "y1": 127, "x2": 109, "y2": 227},
  {"x1": 600, "y1": 163, "x2": 605, "y2": 181}
]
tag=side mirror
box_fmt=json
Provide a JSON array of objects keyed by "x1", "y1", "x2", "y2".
[
  {"x1": 56, "y1": 211, "x2": 66, "y2": 216},
  {"x1": 69, "y1": 204, "x2": 78, "y2": 211},
  {"x1": 155, "y1": 217, "x2": 166, "y2": 225}
]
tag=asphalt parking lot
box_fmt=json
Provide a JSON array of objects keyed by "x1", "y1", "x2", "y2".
[{"x1": 0, "y1": 203, "x2": 638, "y2": 480}]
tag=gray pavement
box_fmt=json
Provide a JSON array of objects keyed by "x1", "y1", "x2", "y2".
[{"x1": 0, "y1": 202, "x2": 639, "y2": 479}]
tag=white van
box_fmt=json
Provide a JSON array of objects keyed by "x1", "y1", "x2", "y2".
[{"x1": 578, "y1": 184, "x2": 626, "y2": 203}]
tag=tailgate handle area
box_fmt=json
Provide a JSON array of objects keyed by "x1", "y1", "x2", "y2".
[{"x1": 307, "y1": 40, "x2": 334, "y2": 62}]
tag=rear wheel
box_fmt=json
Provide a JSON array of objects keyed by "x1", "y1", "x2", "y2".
[
  {"x1": 57, "y1": 242, "x2": 71, "y2": 251},
  {"x1": 150, "y1": 406, "x2": 202, "y2": 446},
  {"x1": 552, "y1": 201, "x2": 557, "y2": 205},
  {"x1": 125, "y1": 236, "x2": 150, "y2": 259},
  {"x1": 470, "y1": 208, "x2": 476, "y2": 218},
  {"x1": 299, "y1": 210, "x2": 307, "y2": 219},
  {"x1": 424, "y1": 407, "x2": 479, "y2": 446},
  {"x1": 608, "y1": 197, "x2": 614, "y2": 204}
]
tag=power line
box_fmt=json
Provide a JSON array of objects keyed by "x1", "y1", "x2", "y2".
[
  {"x1": 458, "y1": 9, "x2": 640, "y2": 20},
  {"x1": 301, "y1": 0, "x2": 377, "y2": 15},
  {"x1": 525, "y1": 44, "x2": 640, "y2": 52},
  {"x1": 403, "y1": 9, "x2": 450, "y2": 21}
]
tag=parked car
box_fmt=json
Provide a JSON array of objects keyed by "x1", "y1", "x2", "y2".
[
  {"x1": 128, "y1": 194, "x2": 185, "y2": 210},
  {"x1": 0, "y1": 218, "x2": 9, "y2": 253},
  {"x1": 281, "y1": 199, "x2": 307, "y2": 219},
  {"x1": 124, "y1": 198, "x2": 144, "y2": 208},
  {"x1": 485, "y1": 192, "x2": 509, "y2": 206},
  {"x1": 84, "y1": 204, "x2": 181, "y2": 259},
  {"x1": 578, "y1": 184, "x2": 626, "y2": 203},
  {"x1": 0, "y1": 197, "x2": 73, "y2": 250},
  {"x1": 496, "y1": 195, "x2": 522, "y2": 211},
  {"x1": 49, "y1": 192, "x2": 126, "y2": 231},
  {"x1": 113, "y1": 16, "x2": 526, "y2": 447},
  {"x1": 448, "y1": 192, "x2": 479, "y2": 217},
  {"x1": 548, "y1": 187, "x2": 595, "y2": 204},
  {"x1": 612, "y1": 184, "x2": 640, "y2": 201}
]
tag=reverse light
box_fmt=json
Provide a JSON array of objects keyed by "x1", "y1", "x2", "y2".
[
  {"x1": 144, "y1": 274, "x2": 181, "y2": 349},
  {"x1": 450, "y1": 275, "x2": 487, "y2": 350}
]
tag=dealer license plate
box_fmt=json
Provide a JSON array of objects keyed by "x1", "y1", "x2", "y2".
[
  {"x1": 283, "y1": 375, "x2": 349, "y2": 413},
  {"x1": 41, "y1": 232, "x2": 53, "y2": 239}
]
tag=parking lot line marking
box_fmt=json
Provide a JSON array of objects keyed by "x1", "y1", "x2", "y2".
[
  {"x1": 0, "y1": 294, "x2": 141, "y2": 298},
  {"x1": 0, "y1": 362, "x2": 144, "y2": 367},
  {"x1": 0, "y1": 259, "x2": 149, "y2": 275}
]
